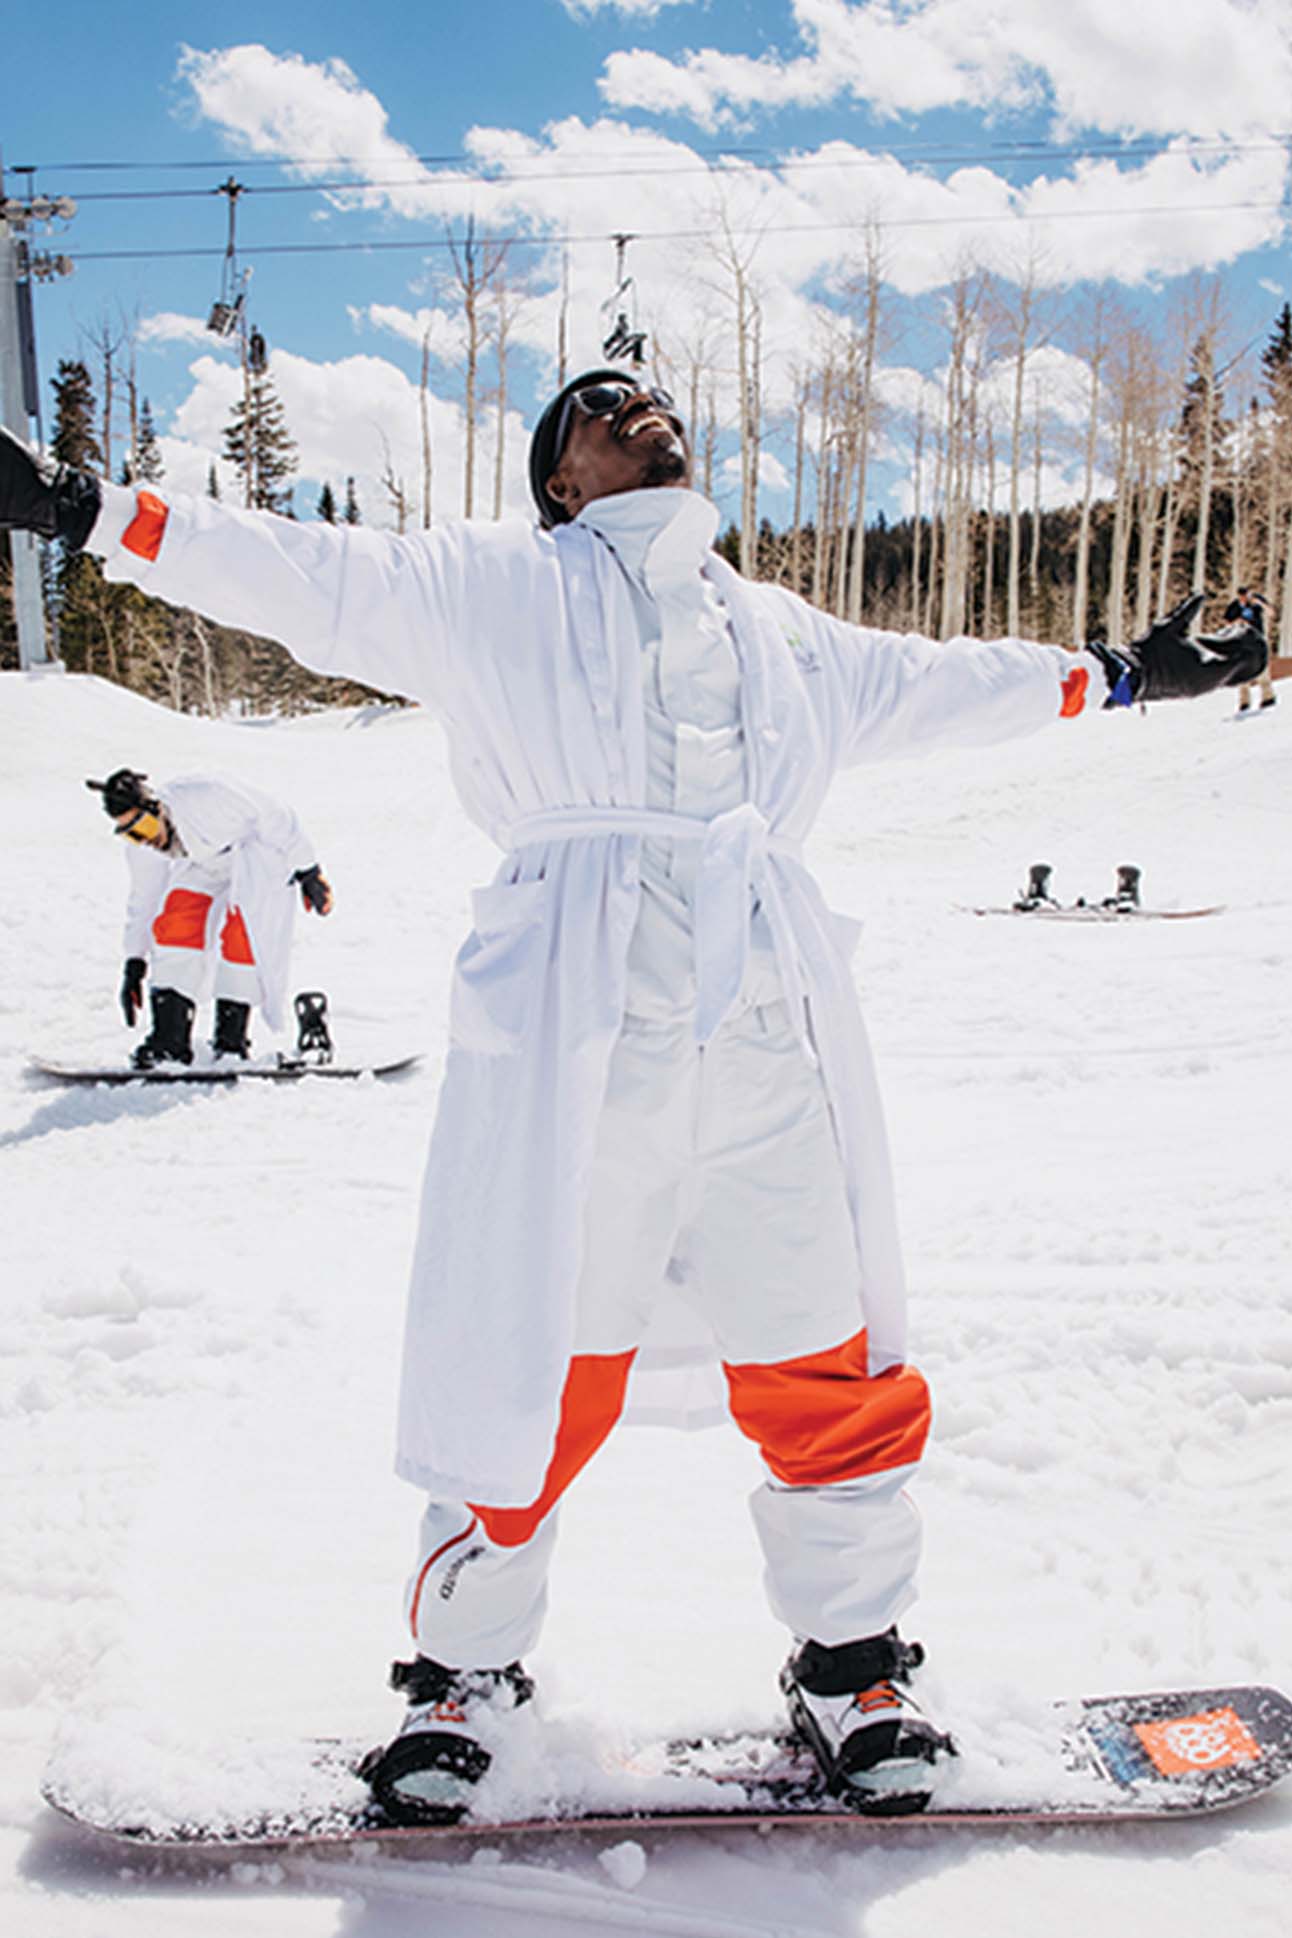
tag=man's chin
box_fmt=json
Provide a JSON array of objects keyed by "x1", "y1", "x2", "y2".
[{"x1": 639, "y1": 444, "x2": 691, "y2": 490}]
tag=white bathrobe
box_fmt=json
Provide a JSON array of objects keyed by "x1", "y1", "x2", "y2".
[{"x1": 93, "y1": 479, "x2": 1092, "y2": 1505}]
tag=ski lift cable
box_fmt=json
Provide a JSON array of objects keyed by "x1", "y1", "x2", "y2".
[
  {"x1": 62, "y1": 194, "x2": 1291, "y2": 265},
  {"x1": 31, "y1": 135, "x2": 1292, "y2": 206},
  {"x1": 16, "y1": 130, "x2": 1292, "y2": 179}
]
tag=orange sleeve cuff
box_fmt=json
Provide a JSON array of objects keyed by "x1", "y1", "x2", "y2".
[
  {"x1": 1060, "y1": 665, "x2": 1090, "y2": 718},
  {"x1": 121, "y1": 490, "x2": 169, "y2": 563}
]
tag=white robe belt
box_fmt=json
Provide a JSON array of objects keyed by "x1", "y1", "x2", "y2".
[{"x1": 502, "y1": 802, "x2": 805, "y2": 1044}]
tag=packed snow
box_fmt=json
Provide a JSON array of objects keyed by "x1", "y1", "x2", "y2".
[{"x1": 2, "y1": 662, "x2": 1288, "y2": 1937}]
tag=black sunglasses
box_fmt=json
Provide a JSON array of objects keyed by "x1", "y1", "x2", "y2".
[{"x1": 552, "y1": 381, "x2": 677, "y2": 467}]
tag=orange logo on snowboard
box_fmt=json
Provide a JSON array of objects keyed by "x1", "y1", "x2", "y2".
[{"x1": 1134, "y1": 1707, "x2": 1261, "y2": 1775}]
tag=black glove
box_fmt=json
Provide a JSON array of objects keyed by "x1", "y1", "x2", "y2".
[
  {"x1": 1089, "y1": 593, "x2": 1267, "y2": 706},
  {"x1": 0, "y1": 424, "x2": 101, "y2": 551},
  {"x1": 120, "y1": 957, "x2": 147, "y2": 1026},
  {"x1": 293, "y1": 864, "x2": 333, "y2": 915}
]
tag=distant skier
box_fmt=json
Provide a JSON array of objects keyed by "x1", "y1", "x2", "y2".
[
  {"x1": 1225, "y1": 588, "x2": 1275, "y2": 713},
  {"x1": 86, "y1": 766, "x2": 333, "y2": 1068},
  {"x1": 2, "y1": 407, "x2": 1266, "y2": 1822}
]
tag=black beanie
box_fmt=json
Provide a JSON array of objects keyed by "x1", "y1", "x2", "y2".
[
  {"x1": 85, "y1": 768, "x2": 154, "y2": 818},
  {"x1": 528, "y1": 368, "x2": 633, "y2": 530}
]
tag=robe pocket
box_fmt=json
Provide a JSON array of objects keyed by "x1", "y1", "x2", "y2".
[{"x1": 449, "y1": 879, "x2": 550, "y2": 1055}]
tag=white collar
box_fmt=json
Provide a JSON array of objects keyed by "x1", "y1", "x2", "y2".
[{"x1": 578, "y1": 488, "x2": 720, "y2": 589}]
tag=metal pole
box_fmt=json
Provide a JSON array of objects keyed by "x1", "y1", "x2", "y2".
[{"x1": 0, "y1": 152, "x2": 50, "y2": 667}]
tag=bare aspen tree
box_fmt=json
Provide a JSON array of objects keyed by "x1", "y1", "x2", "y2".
[
  {"x1": 191, "y1": 611, "x2": 217, "y2": 716},
  {"x1": 910, "y1": 397, "x2": 925, "y2": 631},
  {"x1": 789, "y1": 362, "x2": 809, "y2": 591},
  {"x1": 379, "y1": 431, "x2": 410, "y2": 535},
  {"x1": 812, "y1": 355, "x2": 836, "y2": 608},
  {"x1": 1105, "y1": 324, "x2": 1151, "y2": 648},
  {"x1": 992, "y1": 251, "x2": 1051, "y2": 637},
  {"x1": 1190, "y1": 288, "x2": 1223, "y2": 594},
  {"x1": 982, "y1": 416, "x2": 996, "y2": 637},
  {"x1": 445, "y1": 217, "x2": 509, "y2": 518},
  {"x1": 939, "y1": 268, "x2": 987, "y2": 639},
  {"x1": 419, "y1": 322, "x2": 434, "y2": 529},
  {"x1": 491, "y1": 266, "x2": 529, "y2": 520},
  {"x1": 1029, "y1": 386, "x2": 1045, "y2": 628},
  {"x1": 924, "y1": 428, "x2": 944, "y2": 637},
  {"x1": 86, "y1": 312, "x2": 128, "y2": 486},
  {"x1": 843, "y1": 222, "x2": 886, "y2": 624},
  {"x1": 1070, "y1": 293, "x2": 1108, "y2": 647},
  {"x1": 556, "y1": 243, "x2": 571, "y2": 390},
  {"x1": 705, "y1": 202, "x2": 766, "y2": 576}
]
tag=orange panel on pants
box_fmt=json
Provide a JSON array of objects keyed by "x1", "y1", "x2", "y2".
[
  {"x1": 466, "y1": 1330, "x2": 927, "y2": 1549},
  {"x1": 152, "y1": 889, "x2": 256, "y2": 964},
  {"x1": 469, "y1": 1350, "x2": 636, "y2": 1548},
  {"x1": 723, "y1": 1330, "x2": 931, "y2": 1485}
]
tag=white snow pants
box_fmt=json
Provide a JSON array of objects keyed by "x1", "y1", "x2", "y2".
[
  {"x1": 406, "y1": 999, "x2": 929, "y2": 1668},
  {"x1": 149, "y1": 861, "x2": 259, "y2": 1006}
]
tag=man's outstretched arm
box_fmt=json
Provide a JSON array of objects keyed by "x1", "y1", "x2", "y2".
[{"x1": 0, "y1": 426, "x2": 459, "y2": 707}]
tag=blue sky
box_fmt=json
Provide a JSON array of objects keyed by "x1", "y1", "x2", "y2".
[{"x1": 5, "y1": 1, "x2": 1291, "y2": 528}]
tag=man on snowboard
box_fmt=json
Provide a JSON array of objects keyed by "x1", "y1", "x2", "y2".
[
  {"x1": 86, "y1": 764, "x2": 333, "y2": 1068},
  {"x1": 1, "y1": 390, "x2": 1264, "y2": 1819}
]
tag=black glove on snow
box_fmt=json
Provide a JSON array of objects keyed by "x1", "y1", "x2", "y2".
[
  {"x1": 0, "y1": 424, "x2": 101, "y2": 550},
  {"x1": 1089, "y1": 593, "x2": 1268, "y2": 707},
  {"x1": 293, "y1": 864, "x2": 334, "y2": 915},
  {"x1": 120, "y1": 957, "x2": 147, "y2": 1026}
]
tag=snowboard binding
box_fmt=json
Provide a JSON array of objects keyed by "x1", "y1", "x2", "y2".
[
  {"x1": 1013, "y1": 862, "x2": 1057, "y2": 912},
  {"x1": 282, "y1": 990, "x2": 333, "y2": 1068}
]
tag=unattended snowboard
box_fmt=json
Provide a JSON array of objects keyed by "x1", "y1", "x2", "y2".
[
  {"x1": 42, "y1": 1684, "x2": 1292, "y2": 1851},
  {"x1": 964, "y1": 904, "x2": 1223, "y2": 922},
  {"x1": 30, "y1": 1053, "x2": 422, "y2": 1084}
]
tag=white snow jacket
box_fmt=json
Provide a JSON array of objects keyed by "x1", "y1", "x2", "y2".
[
  {"x1": 121, "y1": 774, "x2": 317, "y2": 1032},
  {"x1": 93, "y1": 480, "x2": 1095, "y2": 1504}
]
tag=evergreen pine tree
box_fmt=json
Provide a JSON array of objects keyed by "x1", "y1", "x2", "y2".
[
  {"x1": 222, "y1": 353, "x2": 298, "y2": 514},
  {"x1": 317, "y1": 481, "x2": 337, "y2": 524},
  {"x1": 135, "y1": 399, "x2": 165, "y2": 483},
  {"x1": 1262, "y1": 303, "x2": 1292, "y2": 423},
  {"x1": 343, "y1": 475, "x2": 362, "y2": 525},
  {"x1": 207, "y1": 462, "x2": 221, "y2": 500},
  {"x1": 50, "y1": 360, "x2": 102, "y2": 472}
]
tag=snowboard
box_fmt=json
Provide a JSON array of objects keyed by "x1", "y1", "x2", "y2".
[
  {"x1": 30, "y1": 1052, "x2": 422, "y2": 1085},
  {"x1": 41, "y1": 1684, "x2": 1292, "y2": 1852},
  {"x1": 963, "y1": 903, "x2": 1223, "y2": 923}
]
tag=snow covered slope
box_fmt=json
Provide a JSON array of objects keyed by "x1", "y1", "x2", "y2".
[{"x1": 2, "y1": 666, "x2": 1288, "y2": 1936}]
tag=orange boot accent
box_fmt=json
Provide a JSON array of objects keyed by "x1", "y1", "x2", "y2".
[
  {"x1": 470, "y1": 1350, "x2": 636, "y2": 1549},
  {"x1": 152, "y1": 887, "x2": 212, "y2": 951},
  {"x1": 723, "y1": 1330, "x2": 931, "y2": 1487}
]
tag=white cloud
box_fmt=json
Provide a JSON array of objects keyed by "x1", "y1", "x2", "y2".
[
  {"x1": 600, "y1": 0, "x2": 1292, "y2": 140},
  {"x1": 561, "y1": 0, "x2": 695, "y2": 16},
  {"x1": 722, "y1": 449, "x2": 791, "y2": 493},
  {"x1": 138, "y1": 312, "x2": 220, "y2": 347}
]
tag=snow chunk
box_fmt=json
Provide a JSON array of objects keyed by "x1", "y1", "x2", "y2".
[{"x1": 598, "y1": 1839, "x2": 648, "y2": 1889}]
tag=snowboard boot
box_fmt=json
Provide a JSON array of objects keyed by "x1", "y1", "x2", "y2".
[
  {"x1": 211, "y1": 998, "x2": 252, "y2": 1060},
  {"x1": 1013, "y1": 862, "x2": 1055, "y2": 912},
  {"x1": 293, "y1": 990, "x2": 333, "y2": 1064},
  {"x1": 780, "y1": 1629, "x2": 954, "y2": 1811},
  {"x1": 359, "y1": 1655, "x2": 535, "y2": 1827},
  {"x1": 131, "y1": 987, "x2": 196, "y2": 1070}
]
